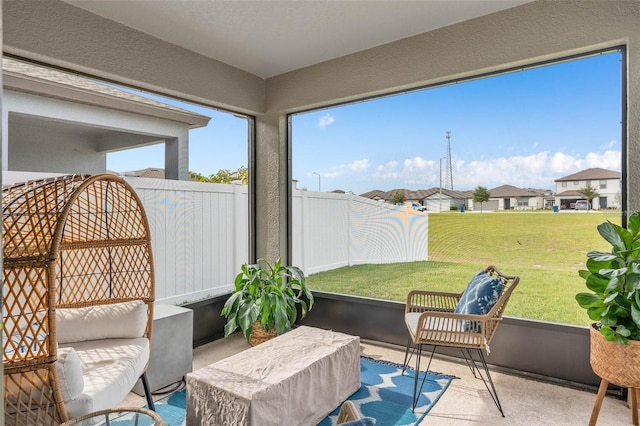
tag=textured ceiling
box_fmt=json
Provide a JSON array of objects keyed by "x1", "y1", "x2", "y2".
[{"x1": 63, "y1": 0, "x2": 532, "y2": 78}]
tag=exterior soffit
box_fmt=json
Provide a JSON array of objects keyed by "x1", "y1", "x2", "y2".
[{"x1": 3, "y1": 72, "x2": 210, "y2": 129}]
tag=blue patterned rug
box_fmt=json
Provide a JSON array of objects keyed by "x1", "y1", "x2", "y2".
[
  {"x1": 319, "y1": 357, "x2": 454, "y2": 426},
  {"x1": 112, "y1": 356, "x2": 454, "y2": 426}
]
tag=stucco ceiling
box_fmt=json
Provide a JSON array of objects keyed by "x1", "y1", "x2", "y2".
[{"x1": 62, "y1": 0, "x2": 532, "y2": 79}]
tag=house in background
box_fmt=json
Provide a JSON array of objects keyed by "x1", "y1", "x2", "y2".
[
  {"x1": 360, "y1": 187, "x2": 468, "y2": 211},
  {"x1": 2, "y1": 58, "x2": 210, "y2": 181},
  {"x1": 554, "y1": 167, "x2": 621, "y2": 210},
  {"x1": 359, "y1": 188, "x2": 430, "y2": 205},
  {"x1": 359, "y1": 189, "x2": 389, "y2": 202},
  {"x1": 470, "y1": 184, "x2": 546, "y2": 211},
  {"x1": 422, "y1": 188, "x2": 468, "y2": 212}
]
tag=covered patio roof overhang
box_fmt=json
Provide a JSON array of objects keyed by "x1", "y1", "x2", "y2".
[{"x1": 3, "y1": 0, "x2": 640, "y2": 399}]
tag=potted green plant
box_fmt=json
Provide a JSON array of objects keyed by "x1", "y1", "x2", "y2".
[
  {"x1": 576, "y1": 211, "x2": 640, "y2": 344},
  {"x1": 221, "y1": 257, "x2": 314, "y2": 346},
  {"x1": 576, "y1": 211, "x2": 640, "y2": 423}
]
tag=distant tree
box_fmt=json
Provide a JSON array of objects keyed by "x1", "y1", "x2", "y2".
[
  {"x1": 473, "y1": 186, "x2": 491, "y2": 212},
  {"x1": 231, "y1": 166, "x2": 249, "y2": 185},
  {"x1": 189, "y1": 171, "x2": 211, "y2": 182},
  {"x1": 209, "y1": 168, "x2": 235, "y2": 183},
  {"x1": 189, "y1": 166, "x2": 248, "y2": 185},
  {"x1": 577, "y1": 185, "x2": 599, "y2": 210},
  {"x1": 392, "y1": 191, "x2": 405, "y2": 205}
]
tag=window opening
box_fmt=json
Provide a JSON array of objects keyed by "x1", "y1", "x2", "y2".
[{"x1": 290, "y1": 49, "x2": 623, "y2": 326}]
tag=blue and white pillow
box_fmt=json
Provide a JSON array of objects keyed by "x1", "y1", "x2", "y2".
[{"x1": 454, "y1": 270, "x2": 504, "y2": 317}]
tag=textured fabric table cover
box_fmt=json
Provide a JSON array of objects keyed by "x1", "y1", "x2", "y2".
[{"x1": 186, "y1": 326, "x2": 360, "y2": 426}]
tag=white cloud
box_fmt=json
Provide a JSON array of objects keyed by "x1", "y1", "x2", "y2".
[
  {"x1": 373, "y1": 161, "x2": 400, "y2": 180},
  {"x1": 362, "y1": 149, "x2": 622, "y2": 191},
  {"x1": 319, "y1": 159, "x2": 370, "y2": 179},
  {"x1": 601, "y1": 140, "x2": 618, "y2": 150},
  {"x1": 318, "y1": 113, "x2": 335, "y2": 128},
  {"x1": 452, "y1": 150, "x2": 621, "y2": 190},
  {"x1": 403, "y1": 156, "x2": 431, "y2": 171},
  {"x1": 348, "y1": 159, "x2": 369, "y2": 172}
]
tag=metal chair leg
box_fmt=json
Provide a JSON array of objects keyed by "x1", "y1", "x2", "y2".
[
  {"x1": 402, "y1": 336, "x2": 413, "y2": 374},
  {"x1": 411, "y1": 344, "x2": 437, "y2": 411},
  {"x1": 140, "y1": 372, "x2": 155, "y2": 411},
  {"x1": 475, "y1": 349, "x2": 504, "y2": 417},
  {"x1": 412, "y1": 343, "x2": 423, "y2": 411},
  {"x1": 460, "y1": 348, "x2": 478, "y2": 377}
]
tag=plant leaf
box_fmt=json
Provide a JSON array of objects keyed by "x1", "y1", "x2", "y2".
[
  {"x1": 604, "y1": 292, "x2": 619, "y2": 304},
  {"x1": 587, "y1": 251, "x2": 618, "y2": 262},
  {"x1": 587, "y1": 306, "x2": 605, "y2": 321},
  {"x1": 597, "y1": 221, "x2": 627, "y2": 253},
  {"x1": 585, "y1": 273, "x2": 608, "y2": 293},
  {"x1": 605, "y1": 276, "x2": 621, "y2": 293},
  {"x1": 586, "y1": 258, "x2": 615, "y2": 275},
  {"x1": 631, "y1": 303, "x2": 640, "y2": 328},
  {"x1": 576, "y1": 292, "x2": 600, "y2": 308},
  {"x1": 628, "y1": 212, "x2": 640, "y2": 235}
]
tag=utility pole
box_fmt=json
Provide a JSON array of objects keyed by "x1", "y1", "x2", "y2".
[
  {"x1": 446, "y1": 131, "x2": 453, "y2": 190},
  {"x1": 313, "y1": 172, "x2": 321, "y2": 192},
  {"x1": 439, "y1": 157, "x2": 446, "y2": 212}
]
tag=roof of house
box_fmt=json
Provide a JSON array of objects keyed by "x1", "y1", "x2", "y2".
[
  {"x1": 359, "y1": 189, "x2": 386, "y2": 199},
  {"x1": 360, "y1": 187, "x2": 469, "y2": 201},
  {"x1": 488, "y1": 184, "x2": 539, "y2": 198},
  {"x1": 555, "y1": 189, "x2": 589, "y2": 197},
  {"x1": 124, "y1": 168, "x2": 165, "y2": 179},
  {"x1": 555, "y1": 168, "x2": 620, "y2": 182},
  {"x1": 3, "y1": 58, "x2": 211, "y2": 128},
  {"x1": 421, "y1": 188, "x2": 470, "y2": 199}
]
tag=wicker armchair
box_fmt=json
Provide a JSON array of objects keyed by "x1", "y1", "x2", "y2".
[
  {"x1": 3, "y1": 174, "x2": 155, "y2": 425},
  {"x1": 402, "y1": 265, "x2": 519, "y2": 416}
]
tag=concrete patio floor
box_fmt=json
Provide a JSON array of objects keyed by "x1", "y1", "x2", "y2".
[{"x1": 123, "y1": 331, "x2": 632, "y2": 425}]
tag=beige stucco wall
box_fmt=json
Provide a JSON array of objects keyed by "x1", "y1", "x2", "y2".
[
  {"x1": 2, "y1": 0, "x2": 264, "y2": 116},
  {"x1": 262, "y1": 0, "x2": 640, "y2": 261},
  {"x1": 3, "y1": 0, "x2": 639, "y2": 262}
]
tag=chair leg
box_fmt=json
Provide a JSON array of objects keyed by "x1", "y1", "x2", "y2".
[
  {"x1": 402, "y1": 336, "x2": 413, "y2": 374},
  {"x1": 460, "y1": 348, "x2": 478, "y2": 378},
  {"x1": 631, "y1": 387, "x2": 638, "y2": 426},
  {"x1": 589, "y1": 379, "x2": 609, "y2": 426},
  {"x1": 411, "y1": 344, "x2": 437, "y2": 412},
  {"x1": 140, "y1": 372, "x2": 155, "y2": 412},
  {"x1": 412, "y1": 343, "x2": 423, "y2": 411},
  {"x1": 473, "y1": 349, "x2": 504, "y2": 417}
]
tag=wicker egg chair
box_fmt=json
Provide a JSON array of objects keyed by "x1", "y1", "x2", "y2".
[{"x1": 3, "y1": 174, "x2": 155, "y2": 425}]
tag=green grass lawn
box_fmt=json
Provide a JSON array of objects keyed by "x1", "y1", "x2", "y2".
[{"x1": 306, "y1": 210, "x2": 622, "y2": 326}]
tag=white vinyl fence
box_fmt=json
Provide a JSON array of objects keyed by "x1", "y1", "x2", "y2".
[
  {"x1": 3, "y1": 172, "x2": 428, "y2": 304},
  {"x1": 125, "y1": 177, "x2": 249, "y2": 304},
  {"x1": 131, "y1": 183, "x2": 428, "y2": 303},
  {"x1": 291, "y1": 190, "x2": 429, "y2": 274}
]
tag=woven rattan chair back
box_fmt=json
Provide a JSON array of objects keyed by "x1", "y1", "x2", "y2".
[
  {"x1": 3, "y1": 174, "x2": 155, "y2": 425},
  {"x1": 402, "y1": 265, "x2": 519, "y2": 416}
]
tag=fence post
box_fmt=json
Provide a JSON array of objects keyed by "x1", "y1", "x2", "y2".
[
  {"x1": 347, "y1": 193, "x2": 352, "y2": 267},
  {"x1": 233, "y1": 181, "x2": 242, "y2": 272},
  {"x1": 300, "y1": 188, "x2": 308, "y2": 273}
]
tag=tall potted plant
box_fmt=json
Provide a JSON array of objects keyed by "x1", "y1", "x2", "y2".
[
  {"x1": 576, "y1": 211, "x2": 640, "y2": 424},
  {"x1": 221, "y1": 258, "x2": 314, "y2": 346}
]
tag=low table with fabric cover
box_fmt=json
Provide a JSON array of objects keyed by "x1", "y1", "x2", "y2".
[{"x1": 186, "y1": 326, "x2": 360, "y2": 426}]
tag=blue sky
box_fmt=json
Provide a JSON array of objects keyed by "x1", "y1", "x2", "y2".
[{"x1": 108, "y1": 50, "x2": 621, "y2": 194}]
